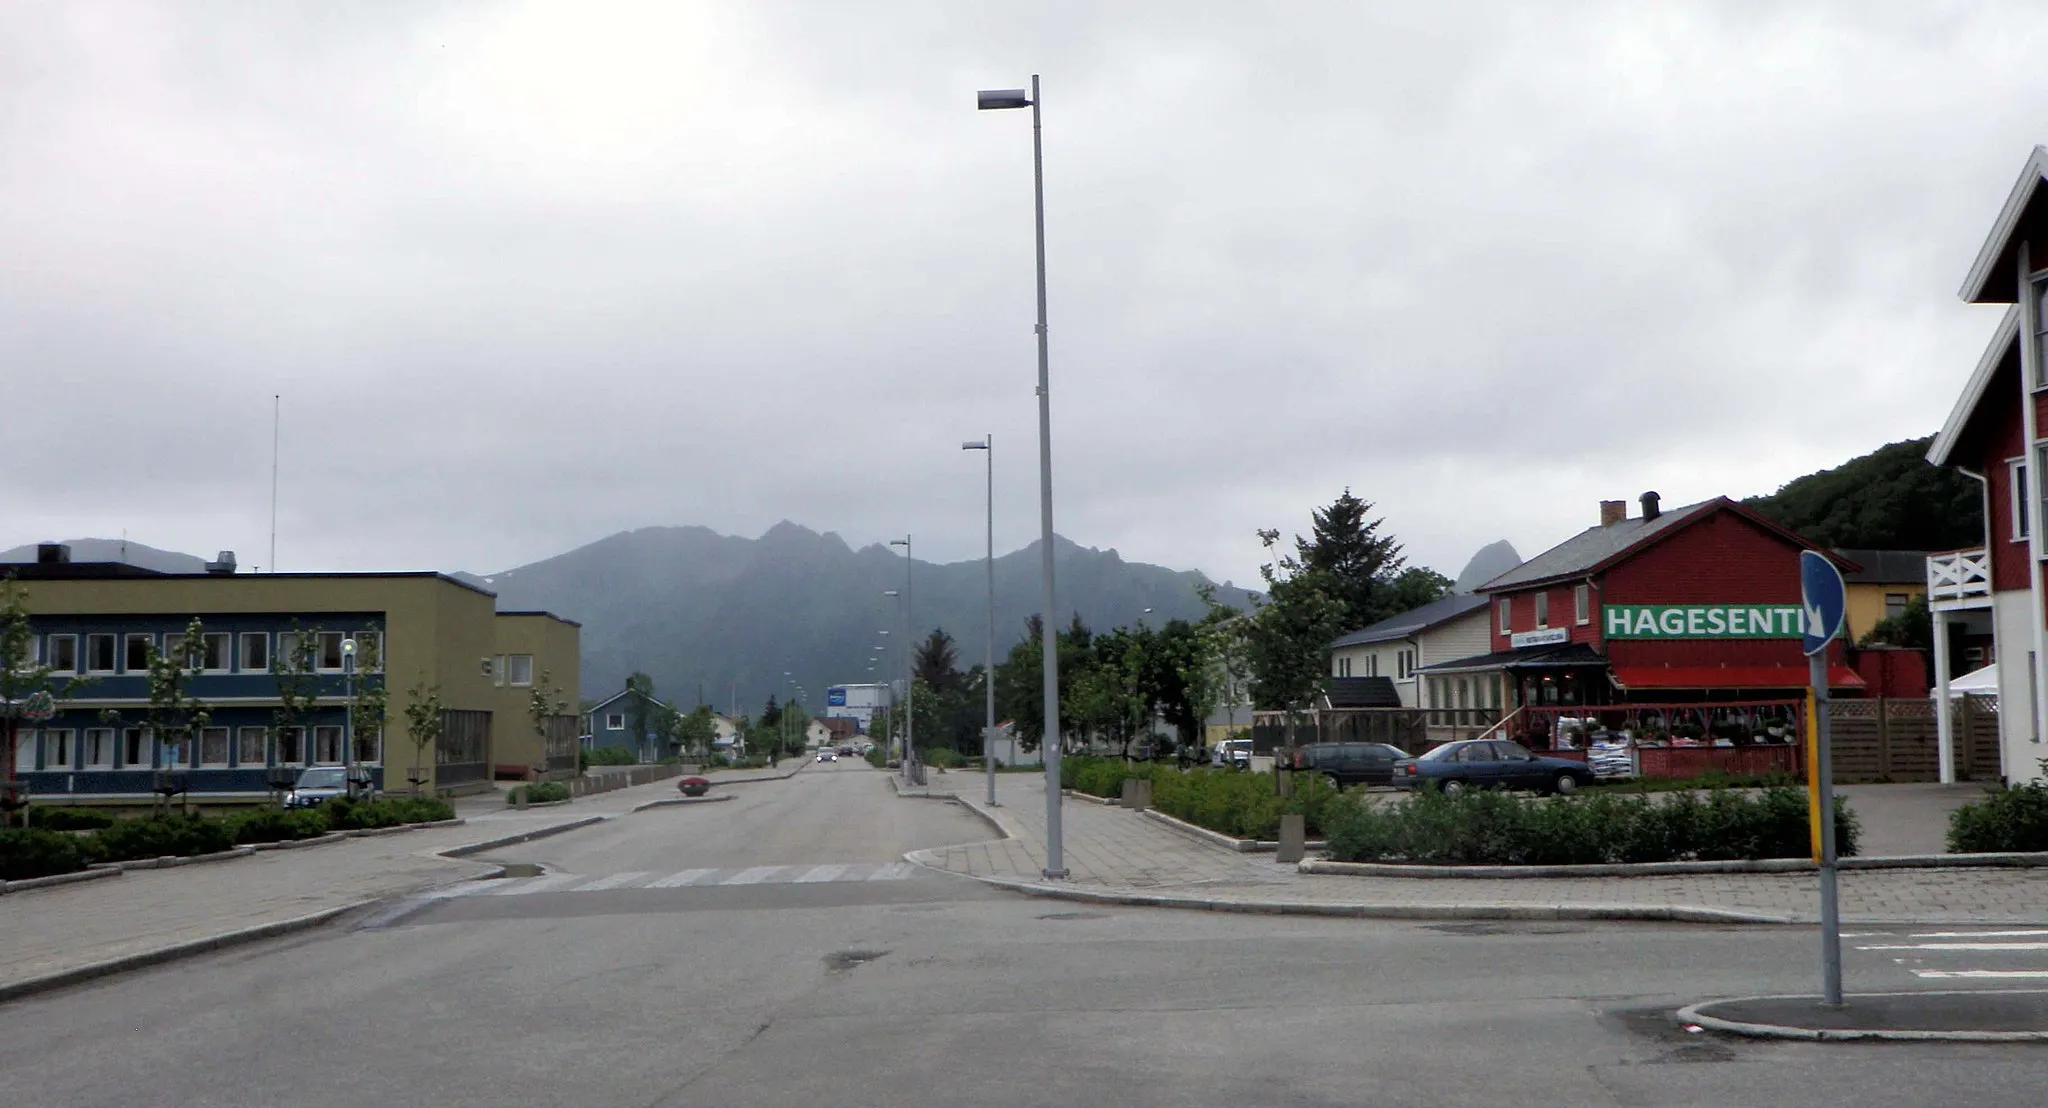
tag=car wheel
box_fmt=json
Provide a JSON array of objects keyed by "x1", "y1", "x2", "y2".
[
  {"x1": 1323, "y1": 773, "x2": 1343, "y2": 791},
  {"x1": 1552, "y1": 772, "x2": 1578, "y2": 796},
  {"x1": 1438, "y1": 779, "x2": 1465, "y2": 797}
]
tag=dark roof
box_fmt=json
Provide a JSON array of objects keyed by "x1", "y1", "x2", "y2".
[
  {"x1": 3, "y1": 563, "x2": 500, "y2": 598},
  {"x1": 1481, "y1": 498, "x2": 1856, "y2": 592},
  {"x1": 1833, "y1": 549, "x2": 1929, "y2": 586},
  {"x1": 497, "y1": 610, "x2": 584, "y2": 627},
  {"x1": 1321, "y1": 676, "x2": 1403, "y2": 708},
  {"x1": 1329, "y1": 592, "x2": 1490, "y2": 649},
  {"x1": 584, "y1": 687, "x2": 667, "y2": 715},
  {"x1": 1413, "y1": 642, "x2": 1607, "y2": 675}
]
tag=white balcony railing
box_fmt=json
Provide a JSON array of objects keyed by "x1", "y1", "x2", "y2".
[{"x1": 1927, "y1": 548, "x2": 1991, "y2": 605}]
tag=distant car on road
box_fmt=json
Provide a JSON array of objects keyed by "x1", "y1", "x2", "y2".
[
  {"x1": 1392, "y1": 739, "x2": 1596, "y2": 796},
  {"x1": 815, "y1": 751, "x2": 838, "y2": 763},
  {"x1": 283, "y1": 766, "x2": 348, "y2": 809},
  {"x1": 1291, "y1": 742, "x2": 1407, "y2": 788}
]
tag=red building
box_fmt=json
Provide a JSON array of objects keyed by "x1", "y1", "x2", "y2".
[{"x1": 1414, "y1": 492, "x2": 1863, "y2": 733}]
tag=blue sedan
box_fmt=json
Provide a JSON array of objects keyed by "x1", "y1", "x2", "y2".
[{"x1": 1392, "y1": 739, "x2": 1596, "y2": 796}]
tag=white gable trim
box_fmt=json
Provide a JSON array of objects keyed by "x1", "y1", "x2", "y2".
[
  {"x1": 1961, "y1": 145, "x2": 2048, "y2": 304},
  {"x1": 1930, "y1": 304, "x2": 2023, "y2": 468}
]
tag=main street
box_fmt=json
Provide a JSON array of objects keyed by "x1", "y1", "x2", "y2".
[{"x1": 5, "y1": 762, "x2": 2045, "y2": 1107}]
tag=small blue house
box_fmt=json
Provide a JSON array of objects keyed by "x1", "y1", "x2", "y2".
[{"x1": 582, "y1": 686, "x2": 671, "y2": 763}]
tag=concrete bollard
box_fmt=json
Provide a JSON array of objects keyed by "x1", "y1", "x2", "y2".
[
  {"x1": 1276, "y1": 813, "x2": 1306, "y2": 864},
  {"x1": 516, "y1": 789, "x2": 529, "y2": 811},
  {"x1": 1131, "y1": 777, "x2": 1152, "y2": 812}
]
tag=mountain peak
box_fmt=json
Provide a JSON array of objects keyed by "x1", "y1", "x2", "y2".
[{"x1": 1454, "y1": 540, "x2": 1523, "y2": 593}]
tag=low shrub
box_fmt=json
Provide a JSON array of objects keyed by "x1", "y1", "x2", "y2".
[
  {"x1": 225, "y1": 807, "x2": 332, "y2": 844},
  {"x1": 1323, "y1": 786, "x2": 1857, "y2": 865},
  {"x1": 1059, "y1": 758, "x2": 1340, "y2": 840},
  {"x1": 25, "y1": 806, "x2": 117, "y2": 831},
  {"x1": 323, "y1": 795, "x2": 455, "y2": 829},
  {"x1": 923, "y1": 748, "x2": 965, "y2": 770},
  {"x1": 584, "y1": 747, "x2": 637, "y2": 767},
  {"x1": 93, "y1": 813, "x2": 236, "y2": 862},
  {"x1": 0, "y1": 826, "x2": 103, "y2": 880},
  {"x1": 507, "y1": 781, "x2": 571, "y2": 805},
  {"x1": 864, "y1": 746, "x2": 886, "y2": 768},
  {"x1": 1948, "y1": 782, "x2": 2048, "y2": 853}
]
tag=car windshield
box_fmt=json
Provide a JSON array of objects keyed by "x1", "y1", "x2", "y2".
[{"x1": 295, "y1": 768, "x2": 346, "y2": 789}]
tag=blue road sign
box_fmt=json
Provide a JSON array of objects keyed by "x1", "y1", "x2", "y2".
[{"x1": 1799, "y1": 550, "x2": 1846, "y2": 657}]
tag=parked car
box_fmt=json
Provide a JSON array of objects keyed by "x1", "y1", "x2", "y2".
[
  {"x1": 815, "y1": 751, "x2": 838, "y2": 763},
  {"x1": 1392, "y1": 739, "x2": 1596, "y2": 796},
  {"x1": 1212, "y1": 739, "x2": 1253, "y2": 771},
  {"x1": 1291, "y1": 742, "x2": 1407, "y2": 788},
  {"x1": 283, "y1": 766, "x2": 349, "y2": 809}
]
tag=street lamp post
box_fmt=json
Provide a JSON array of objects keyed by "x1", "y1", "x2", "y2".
[
  {"x1": 962, "y1": 435, "x2": 997, "y2": 805},
  {"x1": 979, "y1": 75, "x2": 1065, "y2": 877},
  {"x1": 340, "y1": 637, "x2": 358, "y2": 797},
  {"x1": 888, "y1": 537, "x2": 914, "y2": 778}
]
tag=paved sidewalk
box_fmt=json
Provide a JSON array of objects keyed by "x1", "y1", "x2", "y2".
[
  {"x1": 0, "y1": 775, "x2": 693, "y2": 998},
  {"x1": 905, "y1": 774, "x2": 2048, "y2": 925}
]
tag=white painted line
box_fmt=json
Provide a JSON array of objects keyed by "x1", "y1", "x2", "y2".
[
  {"x1": 572, "y1": 871, "x2": 657, "y2": 892},
  {"x1": 866, "y1": 862, "x2": 914, "y2": 882},
  {"x1": 719, "y1": 866, "x2": 786, "y2": 886},
  {"x1": 416, "y1": 882, "x2": 490, "y2": 900},
  {"x1": 647, "y1": 868, "x2": 718, "y2": 888},
  {"x1": 1914, "y1": 970, "x2": 2048, "y2": 979},
  {"x1": 1910, "y1": 929, "x2": 2048, "y2": 938},
  {"x1": 487, "y1": 873, "x2": 584, "y2": 896},
  {"x1": 1859, "y1": 943, "x2": 2048, "y2": 952},
  {"x1": 794, "y1": 864, "x2": 849, "y2": 884}
]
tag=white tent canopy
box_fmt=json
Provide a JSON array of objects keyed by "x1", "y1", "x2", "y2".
[{"x1": 1939, "y1": 663, "x2": 1998, "y2": 698}]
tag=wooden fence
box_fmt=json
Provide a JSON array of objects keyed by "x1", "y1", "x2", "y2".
[{"x1": 1828, "y1": 695, "x2": 2002, "y2": 783}]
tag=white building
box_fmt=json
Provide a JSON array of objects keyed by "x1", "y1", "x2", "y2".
[
  {"x1": 1327, "y1": 593, "x2": 1493, "y2": 708},
  {"x1": 825, "y1": 682, "x2": 892, "y2": 730}
]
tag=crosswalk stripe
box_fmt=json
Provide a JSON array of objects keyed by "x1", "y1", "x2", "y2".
[
  {"x1": 866, "y1": 862, "x2": 914, "y2": 881},
  {"x1": 795, "y1": 864, "x2": 849, "y2": 883},
  {"x1": 647, "y1": 868, "x2": 719, "y2": 888},
  {"x1": 566, "y1": 871, "x2": 653, "y2": 891},
  {"x1": 719, "y1": 865, "x2": 787, "y2": 886},
  {"x1": 1859, "y1": 942, "x2": 2048, "y2": 952},
  {"x1": 488, "y1": 873, "x2": 583, "y2": 896},
  {"x1": 1910, "y1": 929, "x2": 2048, "y2": 939},
  {"x1": 1913, "y1": 970, "x2": 2048, "y2": 979}
]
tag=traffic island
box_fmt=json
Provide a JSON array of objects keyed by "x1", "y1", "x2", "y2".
[{"x1": 1679, "y1": 990, "x2": 2048, "y2": 1042}]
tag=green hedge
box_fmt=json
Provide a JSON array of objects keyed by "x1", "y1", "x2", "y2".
[
  {"x1": 1323, "y1": 786, "x2": 1859, "y2": 865},
  {"x1": 1948, "y1": 783, "x2": 2048, "y2": 853},
  {"x1": 323, "y1": 795, "x2": 455, "y2": 829},
  {"x1": 0, "y1": 827, "x2": 104, "y2": 881},
  {"x1": 923, "y1": 748, "x2": 965, "y2": 769},
  {"x1": 864, "y1": 746, "x2": 886, "y2": 768},
  {"x1": 0, "y1": 797, "x2": 456, "y2": 879},
  {"x1": 1059, "y1": 757, "x2": 1339, "y2": 840},
  {"x1": 224, "y1": 807, "x2": 332, "y2": 845},
  {"x1": 507, "y1": 781, "x2": 570, "y2": 805},
  {"x1": 94, "y1": 814, "x2": 237, "y2": 863},
  {"x1": 583, "y1": 747, "x2": 637, "y2": 768},
  {"x1": 24, "y1": 806, "x2": 117, "y2": 831}
]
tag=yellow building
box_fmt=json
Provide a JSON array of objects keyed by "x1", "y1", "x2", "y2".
[
  {"x1": 1836, "y1": 549, "x2": 1928, "y2": 643},
  {"x1": 7, "y1": 545, "x2": 578, "y2": 800}
]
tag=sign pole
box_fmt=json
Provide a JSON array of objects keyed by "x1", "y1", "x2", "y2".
[{"x1": 1800, "y1": 549, "x2": 1846, "y2": 1010}]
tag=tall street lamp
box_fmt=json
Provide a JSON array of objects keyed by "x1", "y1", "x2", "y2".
[
  {"x1": 880, "y1": 604, "x2": 902, "y2": 765},
  {"x1": 979, "y1": 75, "x2": 1065, "y2": 877},
  {"x1": 962, "y1": 435, "x2": 997, "y2": 806},
  {"x1": 888, "y1": 537, "x2": 915, "y2": 775}
]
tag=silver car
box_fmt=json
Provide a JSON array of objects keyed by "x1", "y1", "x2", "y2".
[{"x1": 283, "y1": 766, "x2": 348, "y2": 808}]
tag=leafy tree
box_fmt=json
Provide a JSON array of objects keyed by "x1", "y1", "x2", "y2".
[
  {"x1": 1745, "y1": 436, "x2": 1982, "y2": 551},
  {"x1": 915, "y1": 629, "x2": 961, "y2": 694},
  {"x1": 1244, "y1": 531, "x2": 1348, "y2": 750},
  {"x1": 1382, "y1": 567, "x2": 1454, "y2": 614},
  {"x1": 402, "y1": 681, "x2": 445, "y2": 795},
  {"x1": 624, "y1": 672, "x2": 657, "y2": 759},
  {"x1": 527, "y1": 668, "x2": 570, "y2": 774},
  {"x1": 0, "y1": 579, "x2": 89, "y2": 826},
  {"x1": 1153, "y1": 617, "x2": 1222, "y2": 753},
  {"x1": 270, "y1": 621, "x2": 324, "y2": 767},
  {"x1": 994, "y1": 614, "x2": 1092, "y2": 754},
  {"x1": 1281, "y1": 488, "x2": 1405, "y2": 630},
  {"x1": 346, "y1": 625, "x2": 387, "y2": 775},
  {"x1": 141, "y1": 617, "x2": 212, "y2": 813},
  {"x1": 674, "y1": 705, "x2": 717, "y2": 757},
  {"x1": 1861, "y1": 593, "x2": 1933, "y2": 653}
]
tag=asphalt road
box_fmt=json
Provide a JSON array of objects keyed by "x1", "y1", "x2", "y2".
[{"x1": 6, "y1": 761, "x2": 2046, "y2": 1107}]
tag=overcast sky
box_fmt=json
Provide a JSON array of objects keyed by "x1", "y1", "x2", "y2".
[{"x1": 4, "y1": 2, "x2": 2045, "y2": 589}]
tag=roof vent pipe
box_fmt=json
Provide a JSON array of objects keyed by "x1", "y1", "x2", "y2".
[{"x1": 1639, "y1": 491, "x2": 1661, "y2": 521}]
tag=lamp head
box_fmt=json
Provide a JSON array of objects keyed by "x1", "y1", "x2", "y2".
[{"x1": 977, "y1": 88, "x2": 1032, "y2": 110}]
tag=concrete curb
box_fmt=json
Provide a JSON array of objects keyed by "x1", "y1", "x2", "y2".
[
  {"x1": 0, "y1": 867, "x2": 123, "y2": 894},
  {"x1": 704, "y1": 762, "x2": 812, "y2": 786},
  {"x1": 437, "y1": 815, "x2": 607, "y2": 858},
  {"x1": 1139, "y1": 808, "x2": 1327, "y2": 854},
  {"x1": 250, "y1": 832, "x2": 351, "y2": 852},
  {"x1": 90, "y1": 847, "x2": 258, "y2": 872},
  {"x1": 0, "y1": 901, "x2": 372, "y2": 1006},
  {"x1": 945, "y1": 797, "x2": 1012, "y2": 842},
  {"x1": 1677, "y1": 992, "x2": 2048, "y2": 1042},
  {"x1": 915, "y1": 868, "x2": 1791, "y2": 924},
  {"x1": 501, "y1": 798, "x2": 573, "y2": 809},
  {"x1": 1060, "y1": 789, "x2": 1117, "y2": 806},
  {"x1": 1299, "y1": 851, "x2": 2048, "y2": 880},
  {"x1": 631, "y1": 794, "x2": 737, "y2": 812}
]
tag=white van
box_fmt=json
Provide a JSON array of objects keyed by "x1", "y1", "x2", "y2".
[{"x1": 1211, "y1": 738, "x2": 1253, "y2": 770}]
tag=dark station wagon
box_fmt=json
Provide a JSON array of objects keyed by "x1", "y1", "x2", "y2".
[{"x1": 1392, "y1": 739, "x2": 1596, "y2": 796}]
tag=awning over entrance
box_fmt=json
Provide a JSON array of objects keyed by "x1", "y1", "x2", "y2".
[
  {"x1": 1414, "y1": 642, "x2": 1605, "y2": 675},
  {"x1": 1611, "y1": 664, "x2": 1865, "y2": 691}
]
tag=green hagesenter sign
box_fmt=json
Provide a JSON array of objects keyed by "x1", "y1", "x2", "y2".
[{"x1": 1602, "y1": 603, "x2": 1813, "y2": 640}]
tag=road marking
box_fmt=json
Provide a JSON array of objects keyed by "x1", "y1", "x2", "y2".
[
  {"x1": 1913, "y1": 970, "x2": 2048, "y2": 979},
  {"x1": 572, "y1": 871, "x2": 657, "y2": 891},
  {"x1": 1858, "y1": 943, "x2": 2048, "y2": 952},
  {"x1": 488, "y1": 873, "x2": 583, "y2": 896},
  {"x1": 647, "y1": 868, "x2": 719, "y2": 888},
  {"x1": 866, "y1": 862, "x2": 914, "y2": 881},
  {"x1": 719, "y1": 866, "x2": 787, "y2": 885},
  {"x1": 1910, "y1": 929, "x2": 2048, "y2": 939},
  {"x1": 795, "y1": 864, "x2": 849, "y2": 883}
]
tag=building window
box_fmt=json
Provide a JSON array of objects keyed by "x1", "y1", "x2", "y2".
[
  {"x1": 492, "y1": 655, "x2": 507, "y2": 687},
  {"x1": 200, "y1": 727, "x2": 231, "y2": 767},
  {"x1": 2013, "y1": 457, "x2": 2031, "y2": 541},
  {"x1": 164, "y1": 632, "x2": 192, "y2": 668},
  {"x1": 313, "y1": 725, "x2": 344, "y2": 764},
  {"x1": 46, "y1": 634, "x2": 76, "y2": 675},
  {"x1": 605, "y1": 713, "x2": 625, "y2": 731},
  {"x1": 277, "y1": 726, "x2": 306, "y2": 765},
  {"x1": 83, "y1": 728, "x2": 113, "y2": 768},
  {"x1": 44, "y1": 729, "x2": 72, "y2": 769},
  {"x1": 15, "y1": 728, "x2": 34, "y2": 773},
  {"x1": 316, "y1": 632, "x2": 346, "y2": 671},
  {"x1": 122, "y1": 727, "x2": 151, "y2": 768},
  {"x1": 1885, "y1": 593, "x2": 1909, "y2": 621},
  {"x1": 353, "y1": 727, "x2": 381, "y2": 765},
  {"x1": 354, "y1": 631, "x2": 382, "y2": 671},
  {"x1": 1398, "y1": 649, "x2": 1414, "y2": 680},
  {"x1": 1457, "y1": 677, "x2": 1471, "y2": 725},
  {"x1": 237, "y1": 726, "x2": 267, "y2": 766},
  {"x1": 1498, "y1": 598, "x2": 1511, "y2": 633},
  {"x1": 124, "y1": 633, "x2": 153, "y2": 672},
  {"x1": 1533, "y1": 592, "x2": 1549, "y2": 628},
  {"x1": 201, "y1": 633, "x2": 231, "y2": 672},
  {"x1": 507, "y1": 654, "x2": 534, "y2": 687},
  {"x1": 240, "y1": 632, "x2": 270, "y2": 673},
  {"x1": 86, "y1": 633, "x2": 116, "y2": 674},
  {"x1": 1574, "y1": 584, "x2": 1590, "y2": 626},
  {"x1": 2037, "y1": 277, "x2": 2048, "y2": 388},
  {"x1": 277, "y1": 631, "x2": 306, "y2": 672}
]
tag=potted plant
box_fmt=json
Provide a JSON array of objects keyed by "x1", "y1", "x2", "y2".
[{"x1": 678, "y1": 776, "x2": 710, "y2": 798}]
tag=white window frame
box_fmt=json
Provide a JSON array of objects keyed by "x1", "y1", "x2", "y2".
[
  {"x1": 1534, "y1": 591, "x2": 1549, "y2": 629},
  {"x1": 44, "y1": 728, "x2": 73, "y2": 770},
  {"x1": 1498, "y1": 598, "x2": 1512, "y2": 633},
  {"x1": 315, "y1": 632, "x2": 346, "y2": 672},
  {"x1": 199, "y1": 726, "x2": 231, "y2": 767},
  {"x1": 46, "y1": 633, "x2": 77, "y2": 675},
  {"x1": 86, "y1": 633, "x2": 116, "y2": 675},
  {"x1": 123, "y1": 632, "x2": 154, "y2": 673},
  {"x1": 352, "y1": 727, "x2": 381, "y2": 766},
  {"x1": 122, "y1": 726, "x2": 152, "y2": 769},
  {"x1": 200, "y1": 632, "x2": 231, "y2": 673},
  {"x1": 236, "y1": 725, "x2": 267, "y2": 767},
  {"x1": 605, "y1": 713, "x2": 625, "y2": 730},
  {"x1": 240, "y1": 632, "x2": 270, "y2": 673},
  {"x1": 276, "y1": 725, "x2": 306, "y2": 765},
  {"x1": 312, "y1": 724, "x2": 344, "y2": 764},
  {"x1": 14, "y1": 727, "x2": 35, "y2": 773},
  {"x1": 492, "y1": 655, "x2": 507, "y2": 687},
  {"x1": 277, "y1": 631, "x2": 304, "y2": 673},
  {"x1": 353, "y1": 631, "x2": 383, "y2": 672},
  {"x1": 2013, "y1": 455, "x2": 2031, "y2": 542},
  {"x1": 1574, "y1": 584, "x2": 1590, "y2": 626},
  {"x1": 507, "y1": 654, "x2": 534, "y2": 687},
  {"x1": 2037, "y1": 444, "x2": 2048, "y2": 556},
  {"x1": 83, "y1": 727, "x2": 114, "y2": 769}
]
